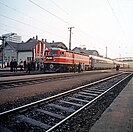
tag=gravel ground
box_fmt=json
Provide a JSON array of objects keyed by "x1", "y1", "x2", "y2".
[
  {"x1": 0, "y1": 71, "x2": 118, "y2": 112},
  {"x1": 53, "y1": 75, "x2": 132, "y2": 132}
]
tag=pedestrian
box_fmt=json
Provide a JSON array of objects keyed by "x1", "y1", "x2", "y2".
[
  {"x1": 81, "y1": 63, "x2": 84, "y2": 72},
  {"x1": 24, "y1": 60, "x2": 26, "y2": 71},
  {"x1": 78, "y1": 62, "x2": 81, "y2": 73},
  {"x1": 20, "y1": 60, "x2": 23, "y2": 71},
  {"x1": 26, "y1": 62, "x2": 31, "y2": 74},
  {"x1": 73, "y1": 63, "x2": 76, "y2": 73},
  {"x1": 116, "y1": 64, "x2": 120, "y2": 71},
  {"x1": 13, "y1": 59, "x2": 17, "y2": 72},
  {"x1": 10, "y1": 59, "x2": 13, "y2": 72}
]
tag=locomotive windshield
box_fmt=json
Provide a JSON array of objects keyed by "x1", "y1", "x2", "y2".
[
  {"x1": 45, "y1": 50, "x2": 58, "y2": 57},
  {"x1": 50, "y1": 50, "x2": 58, "y2": 56}
]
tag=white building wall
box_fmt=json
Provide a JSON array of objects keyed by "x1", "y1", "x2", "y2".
[
  {"x1": 18, "y1": 51, "x2": 32, "y2": 63},
  {"x1": 4, "y1": 45, "x2": 17, "y2": 66},
  {"x1": 127, "y1": 62, "x2": 133, "y2": 69}
]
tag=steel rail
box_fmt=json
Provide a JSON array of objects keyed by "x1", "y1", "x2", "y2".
[
  {"x1": 0, "y1": 70, "x2": 118, "y2": 84},
  {"x1": 0, "y1": 73, "x2": 124, "y2": 117},
  {"x1": 0, "y1": 73, "x2": 86, "y2": 89},
  {"x1": 46, "y1": 73, "x2": 132, "y2": 132},
  {"x1": 0, "y1": 72, "x2": 95, "y2": 86}
]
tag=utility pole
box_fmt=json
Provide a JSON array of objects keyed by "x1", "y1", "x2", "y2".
[
  {"x1": 0, "y1": 33, "x2": 15, "y2": 68},
  {"x1": 68, "y1": 27, "x2": 74, "y2": 50}
]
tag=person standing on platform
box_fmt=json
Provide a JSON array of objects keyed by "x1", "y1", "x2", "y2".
[
  {"x1": 13, "y1": 59, "x2": 17, "y2": 72},
  {"x1": 24, "y1": 60, "x2": 27, "y2": 71},
  {"x1": 10, "y1": 59, "x2": 13, "y2": 72},
  {"x1": 26, "y1": 61, "x2": 31, "y2": 74},
  {"x1": 20, "y1": 60, "x2": 23, "y2": 71},
  {"x1": 78, "y1": 62, "x2": 81, "y2": 73}
]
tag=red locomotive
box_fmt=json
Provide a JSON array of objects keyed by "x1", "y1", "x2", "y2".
[{"x1": 44, "y1": 48, "x2": 91, "y2": 72}]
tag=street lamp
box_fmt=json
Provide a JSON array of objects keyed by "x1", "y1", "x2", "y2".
[{"x1": 0, "y1": 33, "x2": 15, "y2": 68}]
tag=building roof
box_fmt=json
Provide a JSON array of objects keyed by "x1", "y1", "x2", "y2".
[
  {"x1": 5, "y1": 38, "x2": 68, "y2": 51},
  {"x1": 5, "y1": 38, "x2": 39, "y2": 51},
  {"x1": 45, "y1": 41, "x2": 68, "y2": 50},
  {"x1": 72, "y1": 47, "x2": 100, "y2": 56}
]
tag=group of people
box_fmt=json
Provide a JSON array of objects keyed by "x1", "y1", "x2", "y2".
[
  {"x1": 73, "y1": 62, "x2": 85, "y2": 73},
  {"x1": 10, "y1": 59, "x2": 18, "y2": 72},
  {"x1": 9, "y1": 59, "x2": 32, "y2": 74}
]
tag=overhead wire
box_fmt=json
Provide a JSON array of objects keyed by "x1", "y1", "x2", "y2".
[
  {"x1": 28, "y1": 0, "x2": 106, "y2": 48},
  {"x1": 0, "y1": 1, "x2": 27, "y2": 17},
  {"x1": 0, "y1": 0, "x2": 96, "y2": 47},
  {"x1": 0, "y1": 1, "x2": 65, "y2": 35},
  {"x1": 49, "y1": 0, "x2": 70, "y2": 16},
  {"x1": 0, "y1": 0, "x2": 109, "y2": 50},
  {"x1": 106, "y1": 0, "x2": 127, "y2": 44},
  {"x1": 0, "y1": 27, "x2": 10, "y2": 33},
  {"x1": 28, "y1": 0, "x2": 72, "y2": 26},
  {"x1": 0, "y1": 14, "x2": 67, "y2": 40},
  {"x1": 0, "y1": 22, "x2": 33, "y2": 38}
]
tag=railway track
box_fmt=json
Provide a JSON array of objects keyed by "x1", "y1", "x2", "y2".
[
  {"x1": 0, "y1": 73, "x2": 87, "y2": 90},
  {"x1": 0, "y1": 71, "x2": 115, "y2": 90},
  {"x1": 0, "y1": 72, "x2": 132, "y2": 131}
]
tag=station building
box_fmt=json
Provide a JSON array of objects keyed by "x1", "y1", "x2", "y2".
[
  {"x1": 115, "y1": 57, "x2": 133, "y2": 69},
  {"x1": 0, "y1": 37, "x2": 67, "y2": 67}
]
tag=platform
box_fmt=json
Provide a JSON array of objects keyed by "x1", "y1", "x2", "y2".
[{"x1": 89, "y1": 77, "x2": 133, "y2": 132}]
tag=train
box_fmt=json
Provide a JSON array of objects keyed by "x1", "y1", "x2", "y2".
[{"x1": 43, "y1": 47, "x2": 129, "y2": 72}]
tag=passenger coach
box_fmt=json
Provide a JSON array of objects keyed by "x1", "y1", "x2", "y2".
[{"x1": 90, "y1": 55, "x2": 114, "y2": 70}]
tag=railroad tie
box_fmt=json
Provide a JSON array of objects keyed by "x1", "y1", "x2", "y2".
[
  {"x1": 15, "y1": 115, "x2": 51, "y2": 129},
  {"x1": 48, "y1": 103, "x2": 75, "y2": 112},
  {"x1": 36, "y1": 109, "x2": 65, "y2": 120}
]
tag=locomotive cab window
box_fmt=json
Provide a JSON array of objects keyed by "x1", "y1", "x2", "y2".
[{"x1": 60, "y1": 52, "x2": 64, "y2": 57}]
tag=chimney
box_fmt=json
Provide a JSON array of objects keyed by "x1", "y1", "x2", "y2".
[
  {"x1": 52, "y1": 40, "x2": 54, "y2": 43},
  {"x1": 45, "y1": 39, "x2": 47, "y2": 42},
  {"x1": 36, "y1": 35, "x2": 38, "y2": 40},
  {"x1": 42, "y1": 39, "x2": 44, "y2": 42},
  {"x1": 33, "y1": 36, "x2": 35, "y2": 39}
]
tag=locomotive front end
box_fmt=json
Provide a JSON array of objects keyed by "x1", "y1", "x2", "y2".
[{"x1": 44, "y1": 48, "x2": 60, "y2": 72}]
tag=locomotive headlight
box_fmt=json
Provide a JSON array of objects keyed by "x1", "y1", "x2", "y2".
[{"x1": 50, "y1": 64, "x2": 54, "y2": 69}]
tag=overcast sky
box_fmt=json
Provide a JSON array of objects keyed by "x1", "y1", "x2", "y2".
[{"x1": 0, "y1": 0, "x2": 133, "y2": 59}]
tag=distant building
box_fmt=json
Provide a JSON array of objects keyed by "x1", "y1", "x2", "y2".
[
  {"x1": 45, "y1": 40, "x2": 68, "y2": 50},
  {"x1": 3, "y1": 38, "x2": 39, "y2": 66},
  {"x1": 2, "y1": 33, "x2": 22, "y2": 43},
  {"x1": 115, "y1": 57, "x2": 133, "y2": 68},
  {"x1": 72, "y1": 47, "x2": 100, "y2": 56}
]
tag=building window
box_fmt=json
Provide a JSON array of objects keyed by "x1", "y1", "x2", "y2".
[{"x1": 27, "y1": 57, "x2": 32, "y2": 62}]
